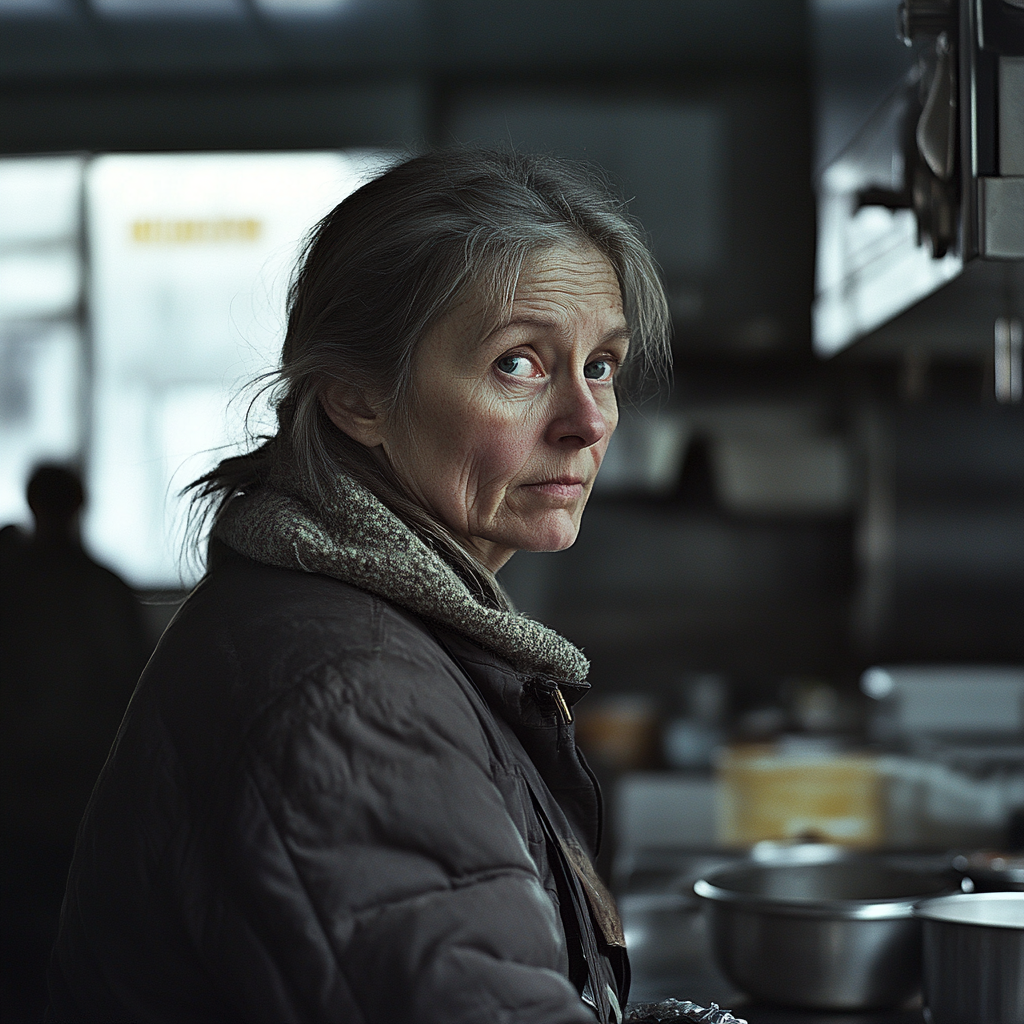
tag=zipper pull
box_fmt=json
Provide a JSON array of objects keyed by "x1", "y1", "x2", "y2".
[{"x1": 553, "y1": 685, "x2": 573, "y2": 725}]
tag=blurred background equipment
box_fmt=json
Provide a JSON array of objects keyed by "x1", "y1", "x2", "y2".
[
  {"x1": 862, "y1": 666, "x2": 1024, "y2": 850},
  {"x1": 952, "y1": 850, "x2": 1024, "y2": 891},
  {"x1": 0, "y1": 0, "x2": 1022, "y2": 1020}
]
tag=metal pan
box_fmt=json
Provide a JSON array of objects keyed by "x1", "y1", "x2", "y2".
[{"x1": 914, "y1": 892, "x2": 1024, "y2": 1024}]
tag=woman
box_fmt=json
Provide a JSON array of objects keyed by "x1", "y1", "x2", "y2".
[{"x1": 48, "y1": 150, "x2": 671, "y2": 1024}]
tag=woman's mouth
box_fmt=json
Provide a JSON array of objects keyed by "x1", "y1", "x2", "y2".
[{"x1": 522, "y1": 477, "x2": 585, "y2": 500}]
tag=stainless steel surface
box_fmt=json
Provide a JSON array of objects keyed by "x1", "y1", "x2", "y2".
[
  {"x1": 618, "y1": 848, "x2": 932, "y2": 1022},
  {"x1": 915, "y1": 893, "x2": 1024, "y2": 1024},
  {"x1": 694, "y1": 861, "x2": 956, "y2": 1010},
  {"x1": 979, "y1": 177, "x2": 1024, "y2": 259},
  {"x1": 1002, "y1": 56, "x2": 1024, "y2": 175}
]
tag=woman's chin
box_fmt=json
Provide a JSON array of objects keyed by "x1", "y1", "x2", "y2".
[{"x1": 509, "y1": 513, "x2": 581, "y2": 554}]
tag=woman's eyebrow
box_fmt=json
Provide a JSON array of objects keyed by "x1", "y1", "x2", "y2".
[{"x1": 488, "y1": 316, "x2": 632, "y2": 344}]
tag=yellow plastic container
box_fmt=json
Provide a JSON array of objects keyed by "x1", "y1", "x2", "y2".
[{"x1": 717, "y1": 743, "x2": 883, "y2": 848}]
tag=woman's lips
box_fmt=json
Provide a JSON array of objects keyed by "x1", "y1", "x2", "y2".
[{"x1": 522, "y1": 478, "x2": 585, "y2": 500}]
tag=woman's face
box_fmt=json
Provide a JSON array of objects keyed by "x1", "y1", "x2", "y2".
[{"x1": 380, "y1": 245, "x2": 628, "y2": 572}]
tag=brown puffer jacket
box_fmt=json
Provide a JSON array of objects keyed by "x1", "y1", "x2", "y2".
[{"x1": 47, "y1": 541, "x2": 627, "y2": 1023}]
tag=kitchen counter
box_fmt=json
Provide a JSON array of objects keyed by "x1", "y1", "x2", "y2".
[{"x1": 618, "y1": 849, "x2": 928, "y2": 1024}]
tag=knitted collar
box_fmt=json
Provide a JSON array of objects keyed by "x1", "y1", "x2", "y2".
[{"x1": 210, "y1": 459, "x2": 590, "y2": 685}]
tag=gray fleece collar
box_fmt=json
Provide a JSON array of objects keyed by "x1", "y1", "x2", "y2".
[{"x1": 211, "y1": 467, "x2": 590, "y2": 685}]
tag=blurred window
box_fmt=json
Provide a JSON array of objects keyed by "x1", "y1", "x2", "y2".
[
  {"x1": 0, "y1": 150, "x2": 390, "y2": 587},
  {"x1": 0, "y1": 156, "x2": 85, "y2": 528},
  {"x1": 84, "y1": 151, "x2": 391, "y2": 587}
]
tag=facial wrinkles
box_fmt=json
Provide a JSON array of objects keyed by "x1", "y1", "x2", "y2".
[
  {"x1": 502, "y1": 256, "x2": 622, "y2": 339},
  {"x1": 473, "y1": 259, "x2": 619, "y2": 516},
  {"x1": 428, "y1": 382, "x2": 536, "y2": 538},
  {"x1": 385, "y1": 245, "x2": 626, "y2": 569}
]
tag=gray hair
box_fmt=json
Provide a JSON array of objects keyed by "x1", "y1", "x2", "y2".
[{"x1": 191, "y1": 148, "x2": 671, "y2": 606}]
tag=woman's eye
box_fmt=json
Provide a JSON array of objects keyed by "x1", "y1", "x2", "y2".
[
  {"x1": 495, "y1": 354, "x2": 537, "y2": 377},
  {"x1": 584, "y1": 359, "x2": 615, "y2": 382}
]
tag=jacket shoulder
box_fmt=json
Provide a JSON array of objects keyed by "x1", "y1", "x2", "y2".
[
  {"x1": 143, "y1": 548, "x2": 496, "y2": 777},
  {"x1": 169, "y1": 547, "x2": 449, "y2": 691}
]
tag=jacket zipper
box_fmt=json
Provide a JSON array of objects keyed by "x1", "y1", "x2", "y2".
[{"x1": 553, "y1": 685, "x2": 573, "y2": 724}]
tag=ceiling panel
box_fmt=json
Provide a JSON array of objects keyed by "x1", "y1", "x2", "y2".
[{"x1": 0, "y1": 1, "x2": 109, "y2": 78}]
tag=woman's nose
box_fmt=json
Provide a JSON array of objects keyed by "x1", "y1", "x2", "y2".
[{"x1": 544, "y1": 377, "x2": 609, "y2": 449}]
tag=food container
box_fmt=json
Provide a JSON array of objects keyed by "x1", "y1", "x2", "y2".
[
  {"x1": 694, "y1": 860, "x2": 956, "y2": 1010},
  {"x1": 914, "y1": 892, "x2": 1024, "y2": 1024},
  {"x1": 716, "y1": 742, "x2": 884, "y2": 848}
]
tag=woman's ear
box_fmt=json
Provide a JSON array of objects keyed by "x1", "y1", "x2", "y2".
[{"x1": 320, "y1": 384, "x2": 387, "y2": 448}]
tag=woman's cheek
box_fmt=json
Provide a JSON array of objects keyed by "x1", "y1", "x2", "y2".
[
  {"x1": 472, "y1": 432, "x2": 537, "y2": 491},
  {"x1": 467, "y1": 398, "x2": 544, "y2": 463}
]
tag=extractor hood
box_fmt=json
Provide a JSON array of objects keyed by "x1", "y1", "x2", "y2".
[{"x1": 813, "y1": 0, "x2": 1024, "y2": 362}]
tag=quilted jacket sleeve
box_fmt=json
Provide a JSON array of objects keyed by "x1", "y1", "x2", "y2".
[{"x1": 196, "y1": 638, "x2": 598, "y2": 1024}]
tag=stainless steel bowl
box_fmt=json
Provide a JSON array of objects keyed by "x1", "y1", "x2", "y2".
[
  {"x1": 915, "y1": 892, "x2": 1024, "y2": 1024},
  {"x1": 694, "y1": 861, "x2": 956, "y2": 1010}
]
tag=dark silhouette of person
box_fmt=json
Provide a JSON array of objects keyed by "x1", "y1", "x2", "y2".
[
  {"x1": 0, "y1": 522, "x2": 28, "y2": 561},
  {"x1": 1, "y1": 464, "x2": 150, "y2": 1024}
]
